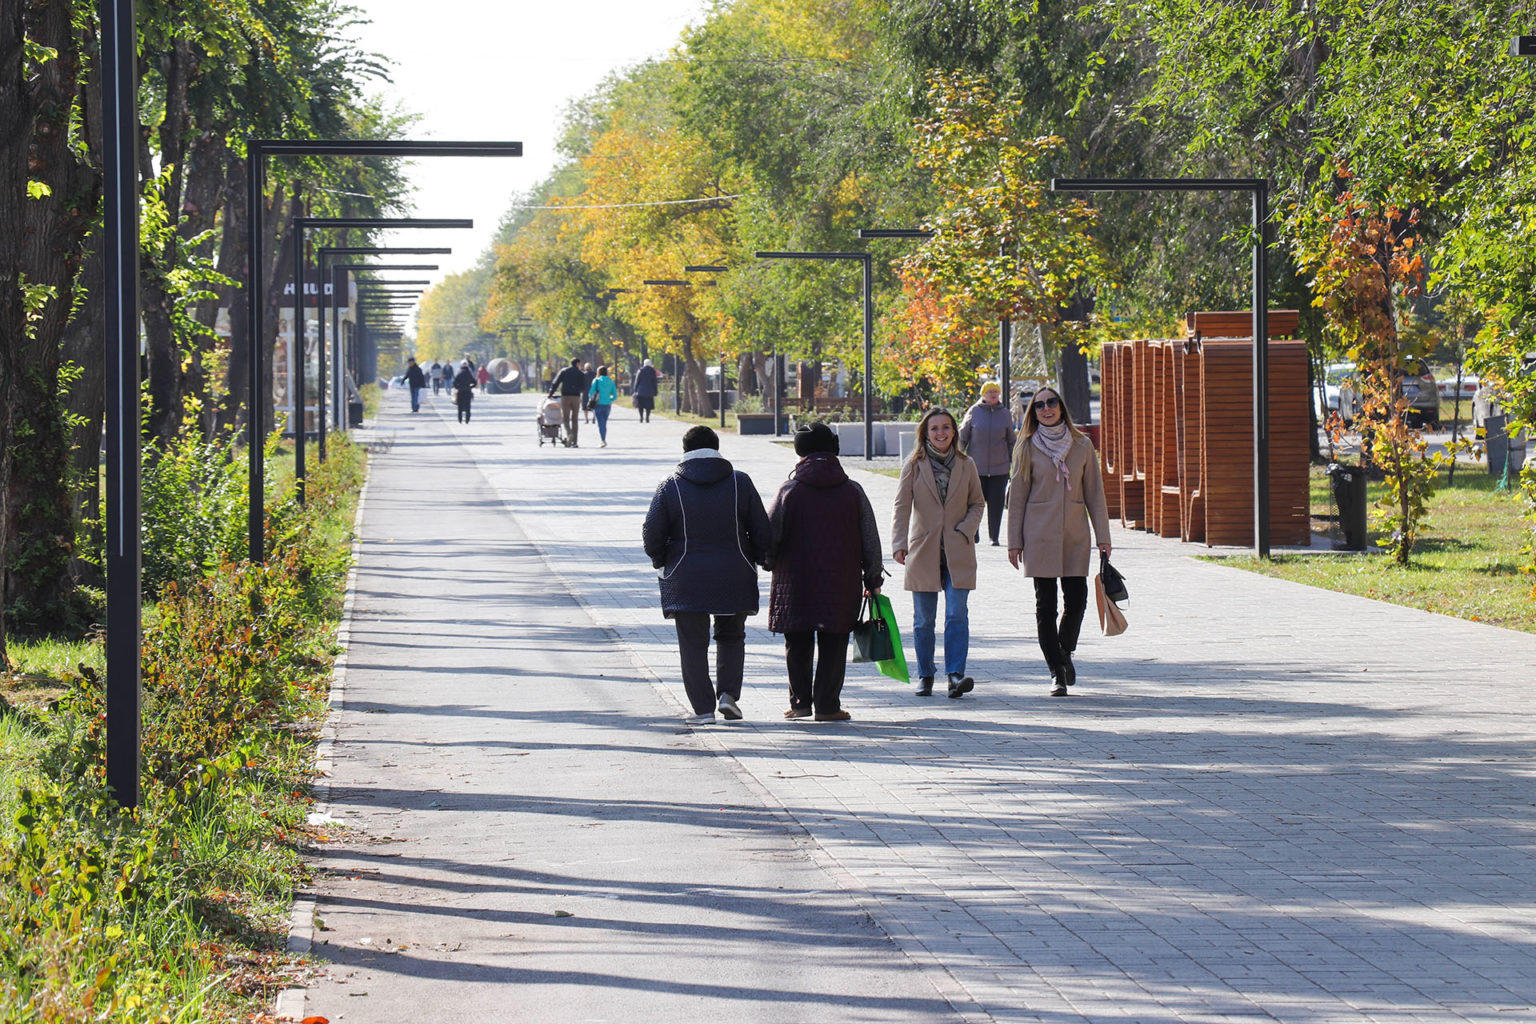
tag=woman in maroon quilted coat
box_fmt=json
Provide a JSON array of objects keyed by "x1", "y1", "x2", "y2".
[{"x1": 766, "y1": 422, "x2": 885, "y2": 722}]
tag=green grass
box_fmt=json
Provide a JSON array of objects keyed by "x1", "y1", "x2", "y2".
[
  {"x1": 656, "y1": 407, "x2": 741, "y2": 432},
  {"x1": 1212, "y1": 465, "x2": 1535, "y2": 632}
]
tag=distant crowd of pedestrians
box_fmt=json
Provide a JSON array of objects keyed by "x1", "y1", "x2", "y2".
[
  {"x1": 643, "y1": 382, "x2": 1112, "y2": 724},
  {"x1": 402, "y1": 355, "x2": 492, "y2": 421}
]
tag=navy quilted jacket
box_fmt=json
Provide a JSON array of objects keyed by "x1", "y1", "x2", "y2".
[{"x1": 642, "y1": 453, "x2": 771, "y2": 617}]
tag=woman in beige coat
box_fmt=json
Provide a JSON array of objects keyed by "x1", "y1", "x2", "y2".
[
  {"x1": 892, "y1": 408, "x2": 986, "y2": 698},
  {"x1": 1006, "y1": 387, "x2": 1112, "y2": 696}
]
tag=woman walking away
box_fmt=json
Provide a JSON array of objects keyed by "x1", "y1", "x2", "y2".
[
  {"x1": 1006, "y1": 386, "x2": 1112, "y2": 697},
  {"x1": 588, "y1": 364, "x2": 618, "y2": 446},
  {"x1": 767, "y1": 423, "x2": 884, "y2": 722},
  {"x1": 633, "y1": 358, "x2": 658, "y2": 422},
  {"x1": 452, "y1": 360, "x2": 476, "y2": 423},
  {"x1": 642, "y1": 426, "x2": 772, "y2": 725},
  {"x1": 960, "y1": 380, "x2": 1016, "y2": 545},
  {"x1": 892, "y1": 407, "x2": 985, "y2": 699},
  {"x1": 429, "y1": 360, "x2": 442, "y2": 395}
]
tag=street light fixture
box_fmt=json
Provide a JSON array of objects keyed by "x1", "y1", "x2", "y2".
[
  {"x1": 291, "y1": 217, "x2": 469, "y2": 497},
  {"x1": 754, "y1": 250, "x2": 877, "y2": 460},
  {"x1": 1050, "y1": 176, "x2": 1272, "y2": 558},
  {"x1": 1513, "y1": 35, "x2": 1535, "y2": 56}
]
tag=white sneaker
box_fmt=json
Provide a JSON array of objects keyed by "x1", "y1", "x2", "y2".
[
  {"x1": 684, "y1": 712, "x2": 716, "y2": 725},
  {"x1": 717, "y1": 695, "x2": 742, "y2": 720}
]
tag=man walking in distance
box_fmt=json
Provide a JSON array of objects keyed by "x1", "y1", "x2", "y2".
[
  {"x1": 404, "y1": 357, "x2": 426, "y2": 413},
  {"x1": 549, "y1": 357, "x2": 587, "y2": 447}
]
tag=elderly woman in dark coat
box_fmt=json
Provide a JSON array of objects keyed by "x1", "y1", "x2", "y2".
[
  {"x1": 643, "y1": 426, "x2": 772, "y2": 725},
  {"x1": 766, "y1": 423, "x2": 884, "y2": 722}
]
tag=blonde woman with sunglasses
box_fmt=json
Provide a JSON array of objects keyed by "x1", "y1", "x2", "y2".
[{"x1": 1005, "y1": 387, "x2": 1112, "y2": 696}]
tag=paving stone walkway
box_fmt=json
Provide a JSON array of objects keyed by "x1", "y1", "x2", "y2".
[{"x1": 299, "y1": 387, "x2": 1536, "y2": 1024}]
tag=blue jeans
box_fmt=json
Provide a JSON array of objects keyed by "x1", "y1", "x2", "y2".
[
  {"x1": 409, "y1": 385, "x2": 421, "y2": 412},
  {"x1": 911, "y1": 562, "x2": 969, "y2": 678},
  {"x1": 594, "y1": 402, "x2": 611, "y2": 441}
]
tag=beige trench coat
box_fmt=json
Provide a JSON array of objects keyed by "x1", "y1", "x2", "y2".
[
  {"x1": 1006, "y1": 433, "x2": 1112, "y2": 578},
  {"x1": 891, "y1": 454, "x2": 986, "y2": 591}
]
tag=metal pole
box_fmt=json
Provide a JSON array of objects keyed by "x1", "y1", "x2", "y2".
[
  {"x1": 1000, "y1": 317, "x2": 1011, "y2": 410},
  {"x1": 773, "y1": 346, "x2": 781, "y2": 436},
  {"x1": 332, "y1": 265, "x2": 343, "y2": 431},
  {"x1": 292, "y1": 215, "x2": 306, "y2": 505},
  {"x1": 316, "y1": 252, "x2": 327, "y2": 461},
  {"x1": 720, "y1": 351, "x2": 726, "y2": 428},
  {"x1": 861, "y1": 255, "x2": 874, "y2": 461},
  {"x1": 103, "y1": 0, "x2": 141, "y2": 809},
  {"x1": 1253, "y1": 182, "x2": 1271, "y2": 559},
  {"x1": 246, "y1": 150, "x2": 265, "y2": 561}
]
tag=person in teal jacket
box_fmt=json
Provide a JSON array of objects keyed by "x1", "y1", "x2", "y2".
[{"x1": 588, "y1": 364, "x2": 620, "y2": 446}]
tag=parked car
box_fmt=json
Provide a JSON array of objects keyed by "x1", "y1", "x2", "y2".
[
  {"x1": 1316, "y1": 362, "x2": 1355, "y2": 424},
  {"x1": 1335, "y1": 360, "x2": 1439, "y2": 429},
  {"x1": 1438, "y1": 372, "x2": 1479, "y2": 401}
]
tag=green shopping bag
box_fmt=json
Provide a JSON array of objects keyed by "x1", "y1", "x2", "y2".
[{"x1": 870, "y1": 593, "x2": 909, "y2": 684}]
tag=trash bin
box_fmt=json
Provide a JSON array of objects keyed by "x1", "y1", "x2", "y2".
[
  {"x1": 1328, "y1": 462, "x2": 1367, "y2": 551},
  {"x1": 1486, "y1": 413, "x2": 1509, "y2": 477},
  {"x1": 348, "y1": 399, "x2": 364, "y2": 427}
]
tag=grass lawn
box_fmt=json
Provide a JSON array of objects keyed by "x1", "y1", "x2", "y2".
[{"x1": 1212, "y1": 465, "x2": 1535, "y2": 632}]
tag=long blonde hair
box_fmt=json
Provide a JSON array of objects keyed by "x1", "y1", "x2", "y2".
[
  {"x1": 1010, "y1": 387, "x2": 1083, "y2": 477},
  {"x1": 906, "y1": 407, "x2": 968, "y2": 467}
]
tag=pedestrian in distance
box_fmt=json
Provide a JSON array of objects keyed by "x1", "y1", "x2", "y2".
[
  {"x1": 1006, "y1": 385, "x2": 1112, "y2": 697},
  {"x1": 548, "y1": 357, "x2": 586, "y2": 447},
  {"x1": 587, "y1": 364, "x2": 618, "y2": 446},
  {"x1": 581, "y1": 360, "x2": 597, "y2": 423},
  {"x1": 633, "y1": 358, "x2": 658, "y2": 422},
  {"x1": 429, "y1": 360, "x2": 442, "y2": 395},
  {"x1": 642, "y1": 425, "x2": 772, "y2": 725},
  {"x1": 452, "y1": 359, "x2": 476, "y2": 423},
  {"x1": 403, "y1": 357, "x2": 426, "y2": 413},
  {"x1": 960, "y1": 380, "x2": 1017, "y2": 546},
  {"x1": 477, "y1": 363, "x2": 491, "y2": 392},
  {"x1": 891, "y1": 407, "x2": 985, "y2": 699},
  {"x1": 767, "y1": 423, "x2": 884, "y2": 722}
]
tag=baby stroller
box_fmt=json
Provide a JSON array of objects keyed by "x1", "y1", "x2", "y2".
[{"x1": 537, "y1": 399, "x2": 566, "y2": 447}]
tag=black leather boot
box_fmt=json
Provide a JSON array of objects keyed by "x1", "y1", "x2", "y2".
[{"x1": 915, "y1": 675, "x2": 933, "y2": 696}]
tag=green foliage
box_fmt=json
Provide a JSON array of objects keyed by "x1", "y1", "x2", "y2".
[{"x1": 140, "y1": 433, "x2": 251, "y2": 597}]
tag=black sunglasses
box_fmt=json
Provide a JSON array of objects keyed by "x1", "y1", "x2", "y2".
[{"x1": 1032, "y1": 396, "x2": 1061, "y2": 411}]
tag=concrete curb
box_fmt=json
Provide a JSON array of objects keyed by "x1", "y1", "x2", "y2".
[
  {"x1": 273, "y1": 446, "x2": 373, "y2": 1022},
  {"x1": 447, "y1": 413, "x2": 996, "y2": 1024}
]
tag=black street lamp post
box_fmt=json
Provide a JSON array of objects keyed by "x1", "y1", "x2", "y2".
[
  {"x1": 754, "y1": 251, "x2": 876, "y2": 460},
  {"x1": 246, "y1": 139, "x2": 520, "y2": 560},
  {"x1": 1051, "y1": 177, "x2": 1271, "y2": 558},
  {"x1": 102, "y1": 0, "x2": 141, "y2": 807}
]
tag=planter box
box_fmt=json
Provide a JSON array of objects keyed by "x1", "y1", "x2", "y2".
[{"x1": 737, "y1": 413, "x2": 789, "y2": 435}]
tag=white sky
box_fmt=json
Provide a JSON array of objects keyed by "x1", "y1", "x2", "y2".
[{"x1": 348, "y1": 0, "x2": 710, "y2": 290}]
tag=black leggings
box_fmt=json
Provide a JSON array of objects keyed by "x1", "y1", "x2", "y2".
[
  {"x1": 1033, "y1": 577, "x2": 1088, "y2": 670},
  {"x1": 978, "y1": 475, "x2": 1008, "y2": 543}
]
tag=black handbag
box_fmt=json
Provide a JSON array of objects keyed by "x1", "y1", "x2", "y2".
[
  {"x1": 1098, "y1": 550, "x2": 1128, "y2": 604},
  {"x1": 850, "y1": 595, "x2": 895, "y2": 663}
]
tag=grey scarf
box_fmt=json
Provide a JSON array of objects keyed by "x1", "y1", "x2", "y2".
[{"x1": 926, "y1": 443, "x2": 956, "y2": 503}]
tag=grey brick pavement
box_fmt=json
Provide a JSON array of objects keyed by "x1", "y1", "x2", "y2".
[{"x1": 341, "y1": 388, "x2": 1536, "y2": 1023}]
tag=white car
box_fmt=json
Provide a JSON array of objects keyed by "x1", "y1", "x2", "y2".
[
  {"x1": 1437, "y1": 374, "x2": 1478, "y2": 401},
  {"x1": 1315, "y1": 362, "x2": 1355, "y2": 424}
]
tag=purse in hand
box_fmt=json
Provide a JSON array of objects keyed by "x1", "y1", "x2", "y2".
[
  {"x1": 851, "y1": 594, "x2": 896, "y2": 663},
  {"x1": 1094, "y1": 551, "x2": 1128, "y2": 636}
]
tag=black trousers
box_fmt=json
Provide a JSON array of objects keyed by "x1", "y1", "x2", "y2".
[
  {"x1": 457, "y1": 402, "x2": 471, "y2": 423},
  {"x1": 673, "y1": 612, "x2": 747, "y2": 714},
  {"x1": 1033, "y1": 577, "x2": 1088, "y2": 670},
  {"x1": 783, "y1": 630, "x2": 849, "y2": 713},
  {"x1": 978, "y1": 474, "x2": 1008, "y2": 543}
]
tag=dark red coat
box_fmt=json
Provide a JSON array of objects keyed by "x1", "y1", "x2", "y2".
[{"x1": 766, "y1": 454, "x2": 884, "y2": 634}]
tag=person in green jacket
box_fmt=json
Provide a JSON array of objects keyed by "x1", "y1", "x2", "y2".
[{"x1": 588, "y1": 364, "x2": 619, "y2": 447}]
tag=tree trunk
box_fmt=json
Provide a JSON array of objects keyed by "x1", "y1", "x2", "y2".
[
  {"x1": 8, "y1": 0, "x2": 98, "y2": 636},
  {"x1": 214, "y1": 156, "x2": 249, "y2": 436},
  {"x1": 261, "y1": 188, "x2": 300, "y2": 438},
  {"x1": 0, "y1": 0, "x2": 29, "y2": 661},
  {"x1": 141, "y1": 37, "x2": 194, "y2": 441},
  {"x1": 1052, "y1": 293, "x2": 1094, "y2": 424}
]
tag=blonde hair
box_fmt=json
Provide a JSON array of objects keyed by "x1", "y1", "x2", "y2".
[{"x1": 906, "y1": 407, "x2": 968, "y2": 467}]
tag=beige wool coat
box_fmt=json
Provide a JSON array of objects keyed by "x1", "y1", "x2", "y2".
[
  {"x1": 891, "y1": 454, "x2": 986, "y2": 591},
  {"x1": 1006, "y1": 432, "x2": 1112, "y2": 578}
]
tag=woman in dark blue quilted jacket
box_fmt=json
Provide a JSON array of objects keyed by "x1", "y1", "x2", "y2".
[
  {"x1": 642, "y1": 426, "x2": 772, "y2": 725},
  {"x1": 766, "y1": 423, "x2": 884, "y2": 722}
]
